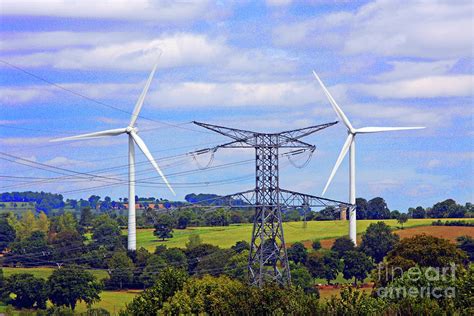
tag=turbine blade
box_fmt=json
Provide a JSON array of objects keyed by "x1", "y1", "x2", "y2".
[
  {"x1": 322, "y1": 134, "x2": 353, "y2": 196},
  {"x1": 50, "y1": 128, "x2": 127, "y2": 142},
  {"x1": 129, "y1": 60, "x2": 160, "y2": 127},
  {"x1": 312, "y1": 71, "x2": 354, "y2": 132},
  {"x1": 130, "y1": 132, "x2": 176, "y2": 196},
  {"x1": 355, "y1": 126, "x2": 426, "y2": 134}
]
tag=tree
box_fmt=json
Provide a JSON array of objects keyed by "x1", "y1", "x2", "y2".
[
  {"x1": 0, "y1": 216, "x2": 16, "y2": 251},
  {"x1": 390, "y1": 210, "x2": 400, "y2": 219},
  {"x1": 121, "y1": 268, "x2": 188, "y2": 315},
  {"x1": 159, "y1": 275, "x2": 320, "y2": 315},
  {"x1": 387, "y1": 234, "x2": 468, "y2": 267},
  {"x1": 331, "y1": 236, "x2": 355, "y2": 258},
  {"x1": 80, "y1": 207, "x2": 94, "y2": 227},
  {"x1": 160, "y1": 248, "x2": 188, "y2": 269},
  {"x1": 429, "y1": 199, "x2": 466, "y2": 218},
  {"x1": 195, "y1": 248, "x2": 233, "y2": 277},
  {"x1": 231, "y1": 240, "x2": 250, "y2": 253},
  {"x1": 224, "y1": 250, "x2": 248, "y2": 282},
  {"x1": 355, "y1": 198, "x2": 368, "y2": 219},
  {"x1": 360, "y1": 222, "x2": 400, "y2": 263},
  {"x1": 290, "y1": 263, "x2": 316, "y2": 293},
  {"x1": 88, "y1": 195, "x2": 101, "y2": 209},
  {"x1": 51, "y1": 230, "x2": 85, "y2": 262},
  {"x1": 287, "y1": 242, "x2": 308, "y2": 264},
  {"x1": 410, "y1": 206, "x2": 426, "y2": 219},
  {"x1": 106, "y1": 252, "x2": 134, "y2": 289},
  {"x1": 457, "y1": 236, "x2": 474, "y2": 261},
  {"x1": 306, "y1": 251, "x2": 342, "y2": 285},
  {"x1": 4, "y1": 273, "x2": 47, "y2": 309},
  {"x1": 342, "y1": 251, "x2": 374, "y2": 284},
  {"x1": 5, "y1": 231, "x2": 51, "y2": 266},
  {"x1": 91, "y1": 214, "x2": 122, "y2": 249},
  {"x1": 154, "y1": 214, "x2": 175, "y2": 241},
  {"x1": 185, "y1": 234, "x2": 202, "y2": 249},
  {"x1": 367, "y1": 197, "x2": 390, "y2": 219},
  {"x1": 140, "y1": 255, "x2": 167, "y2": 287},
  {"x1": 397, "y1": 213, "x2": 408, "y2": 229},
  {"x1": 204, "y1": 209, "x2": 230, "y2": 226},
  {"x1": 185, "y1": 243, "x2": 220, "y2": 274},
  {"x1": 47, "y1": 266, "x2": 102, "y2": 310},
  {"x1": 311, "y1": 240, "x2": 321, "y2": 251},
  {"x1": 37, "y1": 211, "x2": 50, "y2": 235}
]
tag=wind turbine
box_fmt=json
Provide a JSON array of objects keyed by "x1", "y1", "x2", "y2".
[
  {"x1": 52, "y1": 61, "x2": 175, "y2": 251},
  {"x1": 312, "y1": 71, "x2": 424, "y2": 245}
]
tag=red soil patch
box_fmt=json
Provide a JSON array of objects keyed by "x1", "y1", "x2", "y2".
[{"x1": 317, "y1": 225, "x2": 474, "y2": 249}]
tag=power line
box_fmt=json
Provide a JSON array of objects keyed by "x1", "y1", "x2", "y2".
[{"x1": 0, "y1": 59, "x2": 213, "y2": 135}]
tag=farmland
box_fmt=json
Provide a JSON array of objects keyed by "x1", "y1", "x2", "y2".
[{"x1": 129, "y1": 218, "x2": 472, "y2": 251}]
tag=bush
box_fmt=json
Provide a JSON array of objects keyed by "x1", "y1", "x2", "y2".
[
  {"x1": 432, "y1": 220, "x2": 474, "y2": 227},
  {"x1": 311, "y1": 240, "x2": 321, "y2": 251}
]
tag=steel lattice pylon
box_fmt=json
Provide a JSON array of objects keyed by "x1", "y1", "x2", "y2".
[{"x1": 193, "y1": 121, "x2": 349, "y2": 286}]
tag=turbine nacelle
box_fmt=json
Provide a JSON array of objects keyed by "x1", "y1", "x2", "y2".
[{"x1": 126, "y1": 126, "x2": 138, "y2": 134}]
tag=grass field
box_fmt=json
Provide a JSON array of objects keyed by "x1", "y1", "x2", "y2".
[
  {"x1": 2, "y1": 267, "x2": 109, "y2": 280},
  {"x1": 131, "y1": 218, "x2": 471, "y2": 251},
  {"x1": 75, "y1": 290, "x2": 139, "y2": 314},
  {"x1": 0, "y1": 290, "x2": 139, "y2": 315}
]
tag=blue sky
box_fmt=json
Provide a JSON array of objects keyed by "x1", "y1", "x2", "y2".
[{"x1": 0, "y1": 0, "x2": 472, "y2": 211}]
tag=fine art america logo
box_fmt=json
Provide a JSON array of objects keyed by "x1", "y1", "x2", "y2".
[{"x1": 376, "y1": 263, "x2": 457, "y2": 299}]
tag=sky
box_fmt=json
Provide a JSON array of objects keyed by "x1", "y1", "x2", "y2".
[{"x1": 0, "y1": 0, "x2": 472, "y2": 211}]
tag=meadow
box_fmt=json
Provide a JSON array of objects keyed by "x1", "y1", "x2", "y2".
[{"x1": 131, "y1": 218, "x2": 470, "y2": 251}]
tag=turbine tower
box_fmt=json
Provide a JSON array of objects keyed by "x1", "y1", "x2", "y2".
[
  {"x1": 312, "y1": 71, "x2": 425, "y2": 245},
  {"x1": 52, "y1": 62, "x2": 175, "y2": 251}
]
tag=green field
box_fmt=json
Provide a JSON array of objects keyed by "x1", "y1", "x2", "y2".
[
  {"x1": 2, "y1": 267, "x2": 109, "y2": 280},
  {"x1": 75, "y1": 290, "x2": 139, "y2": 314},
  {"x1": 131, "y1": 218, "x2": 450, "y2": 251}
]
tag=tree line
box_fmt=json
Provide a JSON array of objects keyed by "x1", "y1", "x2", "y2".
[{"x1": 1, "y1": 191, "x2": 472, "y2": 222}]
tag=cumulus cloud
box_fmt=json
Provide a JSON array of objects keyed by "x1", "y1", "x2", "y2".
[
  {"x1": 355, "y1": 75, "x2": 474, "y2": 99},
  {"x1": 0, "y1": 82, "x2": 139, "y2": 105},
  {"x1": 0, "y1": 0, "x2": 218, "y2": 23},
  {"x1": 273, "y1": 0, "x2": 473, "y2": 59},
  {"x1": 374, "y1": 60, "x2": 458, "y2": 81},
  {"x1": 344, "y1": 103, "x2": 465, "y2": 127},
  {"x1": 44, "y1": 156, "x2": 95, "y2": 168},
  {"x1": 147, "y1": 80, "x2": 344, "y2": 108},
  {"x1": 3, "y1": 32, "x2": 297, "y2": 78}
]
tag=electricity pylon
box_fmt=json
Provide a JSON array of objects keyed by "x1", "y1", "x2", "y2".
[{"x1": 193, "y1": 121, "x2": 349, "y2": 286}]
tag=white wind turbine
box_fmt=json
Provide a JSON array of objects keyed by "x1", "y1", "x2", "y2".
[
  {"x1": 312, "y1": 71, "x2": 425, "y2": 245},
  {"x1": 52, "y1": 61, "x2": 175, "y2": 251}
]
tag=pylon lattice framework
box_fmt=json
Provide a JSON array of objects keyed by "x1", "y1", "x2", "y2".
[{"x1": 193, "y1": 121, "x2": 350, "y2": 287}]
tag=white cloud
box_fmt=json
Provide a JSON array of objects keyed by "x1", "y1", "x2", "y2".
[
  {"x1": 0, "y1": 82, "x2": 139, "y2": 105},
  {"x1": 0, "y1": 0, "x2": 217, "y2": 23},
  {"x1": 0, "y1": 137, "x2": 51, "y2": 146},
  {"x1": 355, "y1": 75, "x2": 474, "y2": 99},
  {"x1": 344, "y1": 0, "x2": 473, "y2": 58},
  {"x1": 148, "y1": 80, "x2": 345, "y2": 108},
  {"x1": 0, "y1": 31, "x2": 134, "y2": 52},
  {"x1": 341, "y1": 103, "x2": 465, "y2": 127},
  {"x1": 5, "y1": 33, "x2": 226, "y2": 70},
  {"x1": 273, "y1": 0, "x2": 473, "y2": 59},
  {"x1": 374, "y1": 60, "x2": 458, "y2": 81},
  {"x1": 3, "y1": 32, "x2": 297, "y2": 77},
  {"x1": 266, "y1": 0, "x2": 293, "y2": 6},
  {"x1": 44, "y1": 156, "x2": 95, "y2": 168}
]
